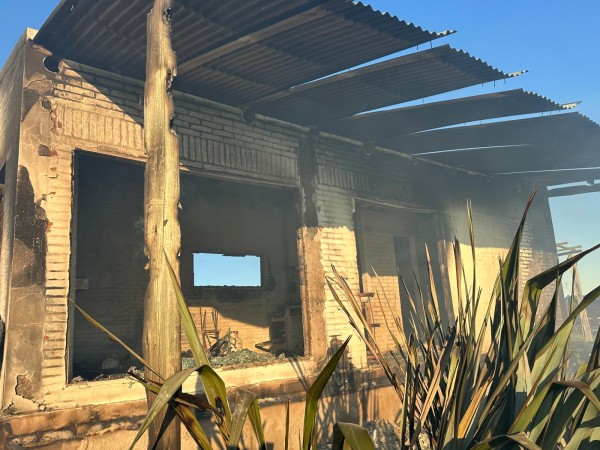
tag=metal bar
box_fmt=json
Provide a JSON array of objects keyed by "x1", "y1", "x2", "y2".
[{"x1": 548, "y1": 183, "x2": 600, "y2": 197}]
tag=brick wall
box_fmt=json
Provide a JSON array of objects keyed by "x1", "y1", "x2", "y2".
[
  {"x1": 4, "y1": 51, "x2": 561, "y2": 408},
  {"x1": 72, "y1": 154, "x2": 147, "y2": 377},
  {"x1": 178, "y1": 174, "x2": 302, "y2": 355},
  {"x1": 443, "y1": 183, "x2": 559, "y2": 339}
]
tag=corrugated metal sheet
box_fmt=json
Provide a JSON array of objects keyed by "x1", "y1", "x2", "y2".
[
  {"x1": 495, "y1": 168, "x2": 600, "y2": 185},
  {"x1": 35, "y1": 0, "x2": 451, "y2": 105},
  {"x1": 421, "y1": 141, "x2": 600, "y2": 174},
  {"x1": 320, "y1": 89, "x2": 567, "y2": 143},
  {"x1": 381, "y1": 112, "x2": 600, "y2": 155},
  {"x1": 411, "y1": 113, "x2": 600, "y2": 174},
  {"x1": 248, "y1": 45, "x2": 522, "y2": 125},
  {"x1": 33, "y1": 0, "x2": 599, "y2": 185}
]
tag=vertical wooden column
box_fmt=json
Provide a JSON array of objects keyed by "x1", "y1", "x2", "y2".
[
  {"x1": 297, "y1": 136, "x2": 327, "y2": 362},
  {"x1": 143, "y1": 1, "x2": 181, "y2": 448}
]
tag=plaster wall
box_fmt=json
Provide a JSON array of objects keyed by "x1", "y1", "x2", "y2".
[{"x1": 0, "y1": 31, "x2": 27, "y2": 376}]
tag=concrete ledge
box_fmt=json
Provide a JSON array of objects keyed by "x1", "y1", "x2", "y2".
[{"x1": 0, "y1": 366, "x2": 390, "y2": 448}]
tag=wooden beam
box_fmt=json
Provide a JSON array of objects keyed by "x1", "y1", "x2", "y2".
[
  {"x1": 143, "y1": 1, "x2": 181, "y2": 449},
  {"x1": 245, "y1": 45, "x2": 455, "y2": 109},
  {"x1": 178, "y1": 0, "x2": 333, "y2": 72}
]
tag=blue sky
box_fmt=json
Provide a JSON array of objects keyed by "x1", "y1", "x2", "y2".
[
  {"x1": 193, "y1": 254, "x2": 261, "y2": 287},
  {"x1": 1, "y1": 1, "x2": 599, "y2": 292}
]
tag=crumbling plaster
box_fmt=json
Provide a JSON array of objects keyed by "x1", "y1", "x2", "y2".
[{"x1": 2, "y1": 37, "x2": 59, "y2": 413}]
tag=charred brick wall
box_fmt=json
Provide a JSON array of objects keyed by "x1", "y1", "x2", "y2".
[
  {"x1": 71, "y1": 154, "x2": 147, "y2": 378},
  {"x1": 0, "y1": 42, "x2": 560, "y2": 425},
  {"x1": 178, "y1": 174, "x2": 302, "y2": 356}
]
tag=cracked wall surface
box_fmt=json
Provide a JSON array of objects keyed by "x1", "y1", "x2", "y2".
[{"x1": 2, "y1": 39, "x2": 58, "y2": 414}]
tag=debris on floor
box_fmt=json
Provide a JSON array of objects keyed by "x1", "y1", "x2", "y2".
[{"x1": 183, "y1": 348, "x2": 286, "y2": 369}]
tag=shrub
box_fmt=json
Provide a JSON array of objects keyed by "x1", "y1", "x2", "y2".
[{"x1": 327, "y1": 194, "x2": 600, "y2": 449}]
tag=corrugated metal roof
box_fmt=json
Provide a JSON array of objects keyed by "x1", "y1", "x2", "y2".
[
  {"x1": 320, "y1": 89, "x2": 567, "y2": 142},
  {"x1": 247, "y1": 45, "x2": 522, "y2": 125},
  {"x1": 381, "y1": 112, "x2": 600, "y2": 155},
  {"x1": 35, "y1": 0, "x2": 451, "y2": 105},
  {"x1": 421, "y1": 142, "x2": 600, "y2": 174},
  {"x1": 495, "y1": 168, "x2": 600, "y2": 185},
  {"x1": 32, "y1": 0, "x2": 599, "y2": 185},
  {"x1": 410, "y1": 113, "x2": 600, "y2": 174}
]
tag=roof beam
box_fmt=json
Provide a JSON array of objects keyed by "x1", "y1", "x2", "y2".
[
  {"x1": 246, "y1": 45, "x2": 520, "y2": 111},
  {"x1": 547, "y1": 182, "x2": 600, "y2": 197},
  {"x1": 245, "y1": 46, "x2": 448, "y2": 108},
  {"x1": 178, "y1": 0, "x2": 335, "y2": 72}
]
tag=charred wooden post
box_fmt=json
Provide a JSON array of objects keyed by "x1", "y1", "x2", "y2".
[{"x1": 143, "y1": 0, "x2": 181, "y2": 448}]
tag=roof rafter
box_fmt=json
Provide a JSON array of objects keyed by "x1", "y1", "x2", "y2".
[{"x1": 178, "y1": 0, "x2": 337, "y2": 72}]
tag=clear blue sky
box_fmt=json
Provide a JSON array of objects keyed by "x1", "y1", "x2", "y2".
[
  {"x1": 193, "y1": 254, "x2": 261, "y2": 287},
  {"x1": 1, "y1": 1, "x2": 599, "y2": 292}
]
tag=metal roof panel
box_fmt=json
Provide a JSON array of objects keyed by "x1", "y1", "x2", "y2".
[
  {"x1": 35, "y1": 0, "x2": 451, "y2": 102},
  {"x1": 382, "y1": 112, "x2": 600, "y2": 155},
  {"x1": 420, "y1": 141, "x2": 600, "y2": 174},
  {"x1": 321, "y1": 89, "x2": 566, "y2": 142},
  {"x1": 248, "y1": 45, "x2": 521, "y2": 125}
]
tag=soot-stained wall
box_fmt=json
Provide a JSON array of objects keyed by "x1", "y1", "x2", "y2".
[
  {"x1": 72, "y1": 153, "x2": 303, "y2": 378},
  {"x1": 72, "y1": 153, "x2": 146, "y2": 378},
  {"x1": 179, "y1": 174, "x2": 303, "y2": 356},
  {"x1": 355, "y1": 204, "x2": 447, "y2": 351}
]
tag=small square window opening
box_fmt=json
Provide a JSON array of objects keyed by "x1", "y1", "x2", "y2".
[{"x1": 193, "y1": 253, "x2": 262, "y2": 287}]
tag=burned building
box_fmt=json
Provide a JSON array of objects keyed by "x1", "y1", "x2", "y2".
[{"x1": 0, "y1": 0, "x2": 599, "y2": 448}]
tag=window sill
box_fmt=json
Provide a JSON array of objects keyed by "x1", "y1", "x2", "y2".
[{"x1": 49, "y1": 358, "x2": 316, "y2": 410}]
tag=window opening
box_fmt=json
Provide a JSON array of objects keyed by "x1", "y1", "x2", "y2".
[
  {"x1": 193, "y1": 253, "x2": 262, "y2": 287},
  {"x1": 70, "y1": 153, "x2": 146, "y2": 382},
  {"x1": 179, "y1": 174, "x2": 305, "y2": 366},
  {"x1": 354, "y1": 203, "x2": 448, "y2": 353}
]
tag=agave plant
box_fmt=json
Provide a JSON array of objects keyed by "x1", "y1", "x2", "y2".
[
  {"x1": 327, "y1": 193, "x2": 600, "y2": 449},
  {"x1": 73, "y1": 252, "x2": 376, "y2": 449}
]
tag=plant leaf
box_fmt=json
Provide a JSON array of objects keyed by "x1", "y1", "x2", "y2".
[
  {"x1": 562, "y1": 416, "x2": 600, "y2": 450},
  {"x1": 332, "y1": 422, "x2": 376, "y2": 450},
  {"x1": 128, "y1": 366, "x2": 202, "y2": 450},
  {"x1": 248, "y1": 397, "x2": 267, "y2": 450},
  {"x1": 554, "y1": 379, "x2": 600, "y2": 412},
  {"x1": 172, "y1": 402, "x2": 213, "y2": 450},
  {"x1": 128, "y1": 370, "x2": 217, "y2": 414},
  {"x1": 302, "y1": 336, "x2": 351, "y2": 450},
  {"x1": 164, "y1": 250, "x2": 210, "y2": 367},
  {"x1": 70, "y1": 300, "x2": 163, "y2": 381},
  {"x1": 285, "y1": 400, "x2": 290, "y2": 450},
  {"x1": 227, "y1": 389, "x2": 257, "y2": 450},
  {"x1": 471, "y1": 432, "x2": 541, "y2": 450},
  {"x1": 197, "y1": 365, "x2": 233, "y2": 441},
  {"x1": 521, "y1": 243, "x2": 600, "y2": 338},
  {"x1": 531, "y1": 284, "x2": 600, "y2": 387}
]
